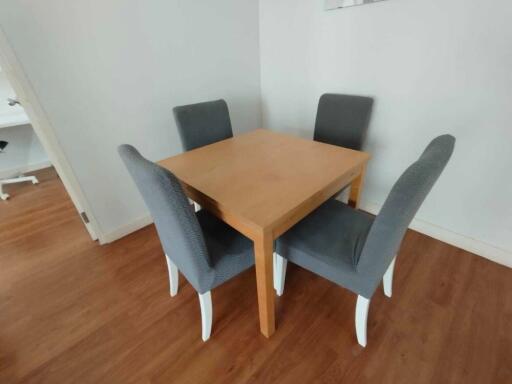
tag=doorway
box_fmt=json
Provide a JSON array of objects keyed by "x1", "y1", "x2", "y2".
[{"x1": 0, "y1": 29, "x2": 101, "y2": 242}]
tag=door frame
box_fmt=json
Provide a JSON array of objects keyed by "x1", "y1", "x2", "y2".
[{"x1": 0, "y1": 27, "x2": 104, "y2": 242}]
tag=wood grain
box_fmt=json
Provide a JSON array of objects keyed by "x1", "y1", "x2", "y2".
[
  {"x1": 348, "y1": 163, "x2": 366, "y2": 209},
  {"x1": 158, "y1": 129, "x2": 369, "y2": 239},
  {"x1": 253, "y1": 230, "x2": 275, "y2": 338},
  {"x1": 159, "y1": 128, "x2": 369, "y2": 336},
  {"x1": 1, "y1": 168, "x2": 510, "y2": 384}
]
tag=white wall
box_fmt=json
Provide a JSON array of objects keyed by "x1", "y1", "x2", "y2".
[
  {"x1": 0, "y1": 71, "x2": 14, "y2": 115},
  {"x1": 260, "y1": 0, "x2": 512, "y2": 265},
  {"x1": 0, "y1": 0, "x2": 261, "y2": 238}
]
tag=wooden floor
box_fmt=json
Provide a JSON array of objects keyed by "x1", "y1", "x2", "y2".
[{"x1": 0, "y1": 168, "x2": 510, "y2": 383}]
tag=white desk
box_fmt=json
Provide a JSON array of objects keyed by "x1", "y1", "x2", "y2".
[{"x1": 0, "y1": 111, "x2": 30, "y2": 129}]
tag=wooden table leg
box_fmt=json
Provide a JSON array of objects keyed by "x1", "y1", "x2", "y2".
[
  {"x1": 348, "y1": 165, "x2": 366, "y2": 209},
  {"x1": 253, "y1": 231, "x2": 275, "y2": 337}
]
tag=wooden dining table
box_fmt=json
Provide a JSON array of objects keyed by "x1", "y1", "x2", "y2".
[{"x1": 159, "y1": 128, "x2": 370, "y2": 338}]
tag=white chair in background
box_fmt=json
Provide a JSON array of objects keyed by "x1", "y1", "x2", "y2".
[{"x1": 0, "y1": 140, "x2": 39, "y2": 200}]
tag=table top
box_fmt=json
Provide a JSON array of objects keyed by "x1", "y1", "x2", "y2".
[{"x1": 159, "y1": 129, "x2": 369, "y2": 240}]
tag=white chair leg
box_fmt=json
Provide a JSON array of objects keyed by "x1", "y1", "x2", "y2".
[
  {"x1": 198, "y1": 291, "x2": 212, "y2": 341},
  {"x1": 383, "y1": 256, "x2": 397, "y2": 298},
  {"x1": 274, "y1": 252, "x2": 287, "y2": 296},
  {"x1": 187, "y1": 198, "x2": 201, "y2": 212},
  {"x1": 1, "y1": 175, "x2": 39, "y2": 185},
  {"x1": 0, "y1": 183, "x2": 8, "y2": 200},
  {"x1": 165, "y1": 254, "x2": 179, "y2": 297},
  {"x1": 355, "y1": 295, "x2": 370, "y2": 347},
  {"x1": 0, "y1": 175, "x2": 39, "y2": 200},
  {"x1": 273, "y1": 252, "x2": 277, "y2": 290}
]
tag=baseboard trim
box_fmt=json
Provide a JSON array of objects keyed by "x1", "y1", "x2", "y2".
[
  {"x1": 0, "y1": 160, "x2": 52, "y2": 179},
  {"x1": 100, "y1": 214, "x2": 153, "y2": 245},
  {"x1": 101, "y1": 202, "x2": 512, "y2": 269},
  {"x1": 361, "y1": 201, "x2": 512, "y2": 269}
]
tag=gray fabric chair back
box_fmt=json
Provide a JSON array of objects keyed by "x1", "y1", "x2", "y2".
[
  {"x1": 314, "y1": 94, "x2": 374, "y2": 150},
  {"x1": 118, "y1": 145, "x2": 214, "y2": 292},
  {"x1": 173, "y1": 99, "x2": 233, "y2": 151},
  {"x1": 357, "y1": 135, "x2": 455, "y2": 281}
]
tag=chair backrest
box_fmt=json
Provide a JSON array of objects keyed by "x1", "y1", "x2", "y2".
[
  {"x1": 173, "y1": 99, "x2": 233, "y2": 151},
  {"x1": 314, "y1": 94, "x2": 374, "y2": 150},
  {"x1": 118, "y1": 145, "x2": 214, "y2": 293},
  {"x1": 356, "y1": 135, "x2": 456, "y2": 284}
]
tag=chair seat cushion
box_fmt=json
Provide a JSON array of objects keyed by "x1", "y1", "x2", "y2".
[
  {"x1": 276, "y1": 199, "x2": 376, "y2": 297},
  {"x1": 196, "y1": 210, "x2": 254, "y2": 290}
]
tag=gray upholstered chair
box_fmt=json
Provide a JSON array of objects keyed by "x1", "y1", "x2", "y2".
[
  {"x1": 274, "y1": 135, "x2": 455, "y2": 347},
  {"x1": 173, "y1": 99, "x2": 233, "y2": 211},
  {"x1": 314, "y1": 93, "x2": 374, "y2": 151},
  {"x1": 173, "y1": 99, "x2": 233, "y2": 152},
  {"x1": 118, "y1": 145, "x2": 254, "y2": 341},
  {"x1": 314, "y1": 93, "x2": 374, "y2": 201}
]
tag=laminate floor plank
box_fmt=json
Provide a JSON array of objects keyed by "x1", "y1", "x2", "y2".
[{"x1": 0, "y1": 168, "x2": 510, "y2": 383}]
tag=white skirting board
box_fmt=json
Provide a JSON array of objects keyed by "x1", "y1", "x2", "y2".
[
  {"x1": 361, "y1": 202, "x2": 512, "y2": 269},
  {"x1": 0, "y1": 160, "x2": 52, "y2": 179},
  {"x1": 100, "y1": 214, "x2": 153, "y2": 245},
  {"x1": 101, "y1": 203, "x2": 512, "y2": 269}
]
